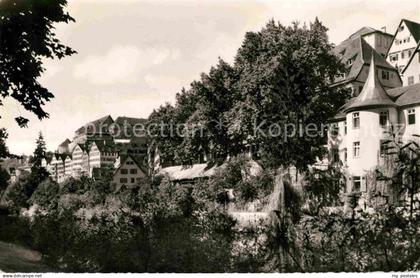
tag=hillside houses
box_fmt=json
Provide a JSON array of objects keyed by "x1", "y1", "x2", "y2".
[{"x1": 42, "y1": 115, "x2": 148, "y2": 188}]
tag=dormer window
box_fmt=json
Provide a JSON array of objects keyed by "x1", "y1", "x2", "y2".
[
  {"x1": 408, "y1": 109, "x2": 415, "y2": 125},
  {"x1": 382, "y1": 70, "x2": 389, "y2": 80},
  {"x1": 353, "y1": 112, "x2": 360, "y2": 129}
]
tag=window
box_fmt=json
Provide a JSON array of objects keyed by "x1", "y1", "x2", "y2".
[
  {"x1": 130, "y1": 169, "x2": 138, "y2": 174},
  {"x1": 330, "y1": 123, "x2": 339, "y2": 137},
  {"x1": 379, "y1": 110, "x2": 389, "y2": 126},
  {"x1": 121, "y1": 169, "x2": 128, "y2": 174},
  {"x1": 331, "y1": 147, "x2": 339, "y2": 163},
  {"x1": 408, "y1": 76, "x2": 414, "y2": 85},
  {"x1": 399, "y1": 25, "x2": 404, "y2": 31},
  {"x1": 353, "y1": 112, "x2": 360, "y2": 129},
  {"x1": 353, "y1": 141, "x2": 360, "y2": 158},
  {"x1": 380, "y1": 140, "x2": 388, "y2": 157},
  {"x1": 408, "y1": 109, "x2": 415, "y2": 125},
  {"x1": 344, "y1": 121, "x2": 347, "y2": 135},
  {"x1": 131, "y1": 178, "x2": 135, "y2": 183},
  {"x1": 353, "y1": 176, "x2": 361, "y2": 191},
  {"x1": 382, "y1": 70, "x2": 389, "y2": 80},
  {"x1": 401, "y1": 52, "x2": 405, "y2": 59},
  {"x1": 344, "y1": 148, "x2": 348, "y2": 163},
  {"x1": 120, "y1": 178, "x2": 128, "y2": 184}
]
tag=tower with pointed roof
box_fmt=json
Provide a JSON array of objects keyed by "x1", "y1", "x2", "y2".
[{"x1": 341, "y1": 54, "x2": 398, "y2": 191}]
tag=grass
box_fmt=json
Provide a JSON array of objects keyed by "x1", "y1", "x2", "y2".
[{"x1": 0, "y1": 241, "x2": 53, "y2": 273}]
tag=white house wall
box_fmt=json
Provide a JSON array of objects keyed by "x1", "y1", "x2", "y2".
[
  {"x1": 387, "y1": 21, "x2": 418, "y2": 71},
  {"x1": 345, "y1": 107, "x2": 397, "y2": 176}
]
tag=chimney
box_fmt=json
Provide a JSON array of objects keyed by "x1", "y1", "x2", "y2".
[{"x1": 381, "y1": 26, "x2": 386, "y2": 33}]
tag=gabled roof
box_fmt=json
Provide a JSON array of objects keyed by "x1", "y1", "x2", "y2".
[
  {"x1": 404, "y1": 19, "x2": 420, "y2": 43},
  {"x1": 344, "y1": 54, "x2": 396, "y2": 112},
  {"x1": 114, "y1": 154, "x2": 147, "y2": 175},
  {"x1": 54, "y1": 152, "x2": 69, "y2": 162},
  {"x1": 59, "y1": 139, "x2": 71, "y2": 147},
  {"x1": 386, "y1": 19, "x2": 420, "y2": 57}
]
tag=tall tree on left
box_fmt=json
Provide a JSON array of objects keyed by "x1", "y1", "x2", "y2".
[{"x1": 0, "y1": 0, "x2": 76, "y2": 127}]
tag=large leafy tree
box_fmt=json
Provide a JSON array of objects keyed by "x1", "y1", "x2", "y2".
[
  {"x1": 228, "y1": 18, "x2": 349, "y2": 171},
  {"x1": 0, "y1": 0, "x2": 76, "y2": 127},
  {"x1": 180, "y1": 59, "x2": 241, "y2": 162}
]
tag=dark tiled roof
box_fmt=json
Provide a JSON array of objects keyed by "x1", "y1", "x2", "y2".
[
  {"x1": 348, "y1": 27, "x2": 377, "y2": 40},
  {"x1": 333, "y1": 82, "x2": 420, "y2": 121},
  {"x1": 404, "y1": 19, "x2": 420, "y2": 43},
  {"x1": 112, "y1": 116, "x2": 147, "y2": 139},
  {"x1": 391, "y1": 83, "x2": 420, "y2": 107},
  {"x1": 333, "y1": 35, "x2": 397, "y2": 85},
  {"x1": 75, "y1": 115, "x2": 114, "y2": 135},
  {"x1": 54, "y1": 153, "x2": 70, "y2": 161},
  {"x1": 344, "y1": 55, "x2": 396, "y2": 112},
  {"x1": 116, "y1": 154, "x2": 147, "y2": 174},
  {"x1": 114, "y1": 116, "x2": 146, "y2": 126}
]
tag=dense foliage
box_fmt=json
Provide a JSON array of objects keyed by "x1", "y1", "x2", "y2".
[
  {"x1": 148, "y1": 19, "x2": 349, "y2": 170},
  {"x1": 0, "y1": 0, "x2": 76, "y2": 126}
]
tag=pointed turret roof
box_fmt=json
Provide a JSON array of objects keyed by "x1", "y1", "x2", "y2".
[{"x1": 344, "y1": 54, "x2": 396, "y2": 113}]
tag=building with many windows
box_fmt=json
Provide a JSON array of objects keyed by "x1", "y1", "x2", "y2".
[
  {"x1": 386, "y1": 19, "x2": 420, "y2": 75},
  {"x1": 42, "y1": 115, "x2": 148, "y2": 184},
  {"x1": 329, "y1": 55, "x2": 420, "y2": 198}
]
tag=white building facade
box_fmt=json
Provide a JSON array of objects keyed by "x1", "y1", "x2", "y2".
[{"x1": 330, "y1": 55, "x2": 420, "y2": 194}]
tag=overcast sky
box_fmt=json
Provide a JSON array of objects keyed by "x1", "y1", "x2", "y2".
[{"x1": 1, "y1": 0, "x2": 419, "y2": 155}]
